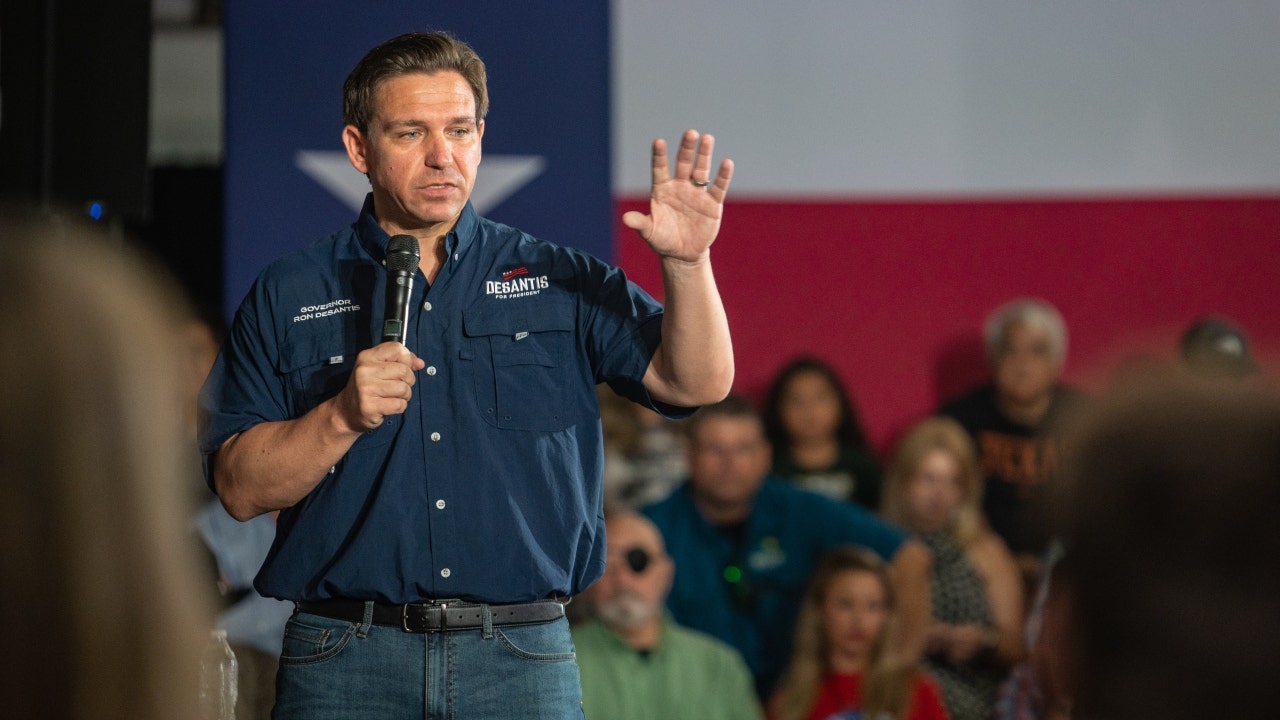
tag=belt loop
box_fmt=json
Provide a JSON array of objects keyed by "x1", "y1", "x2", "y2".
[
  {"x1": 357, "y1": 600, "x2": 375, "y2": 638},
  {"x1": 481, "y1": 603, "x2": 494, "y2": 639}
]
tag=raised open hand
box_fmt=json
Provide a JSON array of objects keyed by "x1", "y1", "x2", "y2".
[{"x1": 622, "y1": 129, "x2": 734, "y2": 263}]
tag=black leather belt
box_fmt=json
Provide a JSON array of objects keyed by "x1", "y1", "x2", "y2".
[{"x1": 295, "y1": 597, "x2": 566, "y2": 633}]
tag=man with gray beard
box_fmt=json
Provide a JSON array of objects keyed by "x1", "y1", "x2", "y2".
[{"x1": 573, "y1": 510, "x2": 762, "y2": 719}]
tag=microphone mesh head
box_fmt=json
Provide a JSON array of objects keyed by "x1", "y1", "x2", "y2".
[{"x1": 386, "y1": 234, "x2": 421, "y2": 274}]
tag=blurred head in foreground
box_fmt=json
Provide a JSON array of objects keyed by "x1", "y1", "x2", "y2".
[
  {"x1": 0, "y1": 206, "x2": 211, "y2": 719},
  {"x1": 1055, "y1": 377, "x2": 1280, "y2": 719},
  {"x1": 1179, "y1": 315, "x2": 1260, "y2": 381}
]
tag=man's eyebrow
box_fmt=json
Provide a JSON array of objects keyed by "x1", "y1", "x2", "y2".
[
  {"x1": 384, "y1": 116, "x2": 476, "y2": 129},
  {"x1": 383, "y1": 118, "x2": 425, "y2": 129}
]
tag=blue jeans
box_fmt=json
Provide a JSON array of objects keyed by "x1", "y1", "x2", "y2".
[{"x1": 272, "y1": 605, "x2": 584, "y2": 719}]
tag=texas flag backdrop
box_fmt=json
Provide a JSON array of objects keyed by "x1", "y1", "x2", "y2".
[{"x1": 226, "y1": 1, "x2": 1280, "y2": 451}]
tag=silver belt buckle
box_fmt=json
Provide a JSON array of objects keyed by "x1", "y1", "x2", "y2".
[{"x1": 401, "y1": 602, "x2": 437, "y2": 633}]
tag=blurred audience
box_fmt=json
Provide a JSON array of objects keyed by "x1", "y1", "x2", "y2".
[
  {"x1": 574, "y1": 509, "x2": 761, "y2": 720},
  {"x1": 938, "y1": 299, "x2": 1083, "y2": 584},
  {"x1": 185, "y1": 310, "x2": 290, "y2": 720},
  {"x1": 195, "y1": 505, "x2": 290, "y2": 720},
  {"x1": 598, "y1": 385, "x2": 689, "y2": 508},
  {"x1": 883, "y1": 417, "x2": 1024, "y2": 720},
  {"x1": 994, "y1": 541, "x2": 1073, "y2": 720},
  {"x1": 1179, "y1": 314, "x2": 1260, "y2": 382},
  {"x1": 642, "y1": 396, "x2": 932, "y2": 698},
  {"x1": 767, "y1": 546, "x2": 948, "y2": 720},
  {"x1": 763, "y1": 356, "x2": 883, "y2": 510},
  {"x1": 1052, "y1": 377, "x2": 1280, "y2": 720},
  {"x1": 0, "y1": 207, "x2": 211, "y2": 719},
  {"x1": 6, "y1": 197, "x2": 1275, "y2": 720}
]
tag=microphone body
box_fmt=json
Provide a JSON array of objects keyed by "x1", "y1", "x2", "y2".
[{"x1": 382, "y1": 234, "x2": 421, "y2": 345}]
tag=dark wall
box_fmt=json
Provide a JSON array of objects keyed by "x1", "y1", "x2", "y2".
[
  {"x1": 0, "y1": 0, "x2": 152, "y2": 223},
  {"x1": 136, "y1": 165, "x2": 225, "y2": 317},
  {"x1": 2, "y1": 1, "x2": 224, "y2": 314}
]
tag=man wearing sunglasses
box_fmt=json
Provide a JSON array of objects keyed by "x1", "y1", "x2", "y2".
[{"x1": 573, "y1": 510, "x2": 762, "y2": 720}]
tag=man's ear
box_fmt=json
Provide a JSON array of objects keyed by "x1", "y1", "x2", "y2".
[{"x1": 342, "y1": 125, "x2": 369, "y2": 175}]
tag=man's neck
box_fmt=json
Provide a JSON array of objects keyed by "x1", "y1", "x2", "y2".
[
  {"x1": 612, "y1": 616, "x2": 663, "y2": 651},
  {"x1": 418, "y1": 236, "x2": 448, "y2": 284},
  {"x1": 997, "y1": 391, "x2": 1053, "y2": 427},
  {"x1": 692, "y1": 494, "x2": 753, "y2": 528},
  {"x1": 373, "y1": 207, "x2": 455, "y2": 284}
]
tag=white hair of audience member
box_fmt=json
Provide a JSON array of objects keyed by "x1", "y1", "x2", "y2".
[{"x1": 983, "y1": 298, "x2": 1068, "y2": 366}]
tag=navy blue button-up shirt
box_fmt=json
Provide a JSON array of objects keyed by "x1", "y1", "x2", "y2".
[{"x1": 200, "y1": 197, "x2": 686, "y2": 603}]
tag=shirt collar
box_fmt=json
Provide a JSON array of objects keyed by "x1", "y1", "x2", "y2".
[{"x1": 355, "y1": 193, "x2": 479, "y2": 264}]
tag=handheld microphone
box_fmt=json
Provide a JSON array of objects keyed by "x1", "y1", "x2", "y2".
[{"x1": 381, "y1": 234, "x2": 420, "y2": 344}]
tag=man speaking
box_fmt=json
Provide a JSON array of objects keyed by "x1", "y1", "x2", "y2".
[{"x1": 199, "y1": 30, "x2": 734, "y2": 719}]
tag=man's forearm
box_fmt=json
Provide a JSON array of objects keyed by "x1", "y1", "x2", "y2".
[
  {"x1": 644, "y1": 256, "x2": 734, "y2": 406},
  {"x1": 214, "y1": 397, "x2": 363, "y2": 521}
]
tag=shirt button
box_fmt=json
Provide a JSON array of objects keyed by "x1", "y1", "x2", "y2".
[
  {"x1": 430, "y1": 431, "x2": 441, "y2": 442},
  {"x1": 440, "y1": 568, "x2": 451, "y2": 578},
  {"x1": 422, "y1": 301, "x2": 433, "y2": 311},
  {"x1": 453, "y1": 253, "x2": 460, "y2": 260},
  {"x1": 435, "y1": 499, "x2": 446, "y2": 510},
  {"x1": 426, "y1": 366, "x2": 437, "y2": 376}
]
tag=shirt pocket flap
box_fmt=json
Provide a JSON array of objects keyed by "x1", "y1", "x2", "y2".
[
  {"x1": 279, "y1": 332, "x2": 354, "y2": 375},
  {"x1": 462, "y1": 300, "x2": 573, "y2": 368},
  {"x1": 278, "y1": 333, "x2": 356, "y2": 414}
]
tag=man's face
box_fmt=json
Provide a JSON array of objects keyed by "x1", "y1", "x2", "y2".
[
  {"x1": 687, "y1": 415, "x2": 771, "y2": 511},
  {"x1": 593, "y1": 515, "x2": 673, "y2": 632},
  {"x1": 342, "y1": 71, "x2": 483, "y2": 239},
  {"x1": 992, "y1": 320, "x2": 1061, "y2": 408}
]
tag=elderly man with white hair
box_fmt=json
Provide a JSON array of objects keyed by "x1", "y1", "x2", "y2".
[{"x1": 938, "y1": 298, "x2": 1084, "y2": 583}]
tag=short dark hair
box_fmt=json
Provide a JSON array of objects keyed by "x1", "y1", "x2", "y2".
[
  {"x1": 685, "y1": 395, "x2": 763, "y2": 445},
  {"x1": 342, "y1": 31, "x2": 489, "y2": 133}
]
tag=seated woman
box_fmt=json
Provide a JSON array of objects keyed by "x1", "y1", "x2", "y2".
[
  {"x1": 763, "y1": 356, "x2": 882, "y2": 510},
  {"x1": 767, "y1": 546, "x2": 948, "y2": 720},
  {"x1": 882, "y1": 417, "x2": 1025, "y2": 720}
]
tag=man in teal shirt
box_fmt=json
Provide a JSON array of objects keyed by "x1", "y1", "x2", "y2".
[
  {"x1": 642, "y1": 396, "x2": 932, "y2": 698},
  {"x1": 573, "y1": 510, "x2": 761, "y2": 719}
]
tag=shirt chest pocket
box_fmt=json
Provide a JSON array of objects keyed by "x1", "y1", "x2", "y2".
[
  {"x1": 279, "y1": 335, "x2": 394, "y2": 449},
  {"x1": 460, "y1": 300, "x2": 577, "y2": 432}
]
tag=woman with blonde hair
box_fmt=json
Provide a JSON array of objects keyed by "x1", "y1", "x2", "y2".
[
  {"x1": 0, "y1": 208, "x2": 213, "y2": 719},
  {"x1": 883, "y1": 417, "x2": 1024, "y2": 720},
  {"x1": 768, "y1": 546, "x2": 947, "y2": 720}
]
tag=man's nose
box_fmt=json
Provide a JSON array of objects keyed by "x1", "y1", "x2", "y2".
[{"x1": 423, "y1": 133, "x2": 450, "y2": 166}]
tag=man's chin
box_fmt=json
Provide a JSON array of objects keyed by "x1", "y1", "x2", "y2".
[{"x1": 596, "y1": 595, "x2": 655, "y2": 632}]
